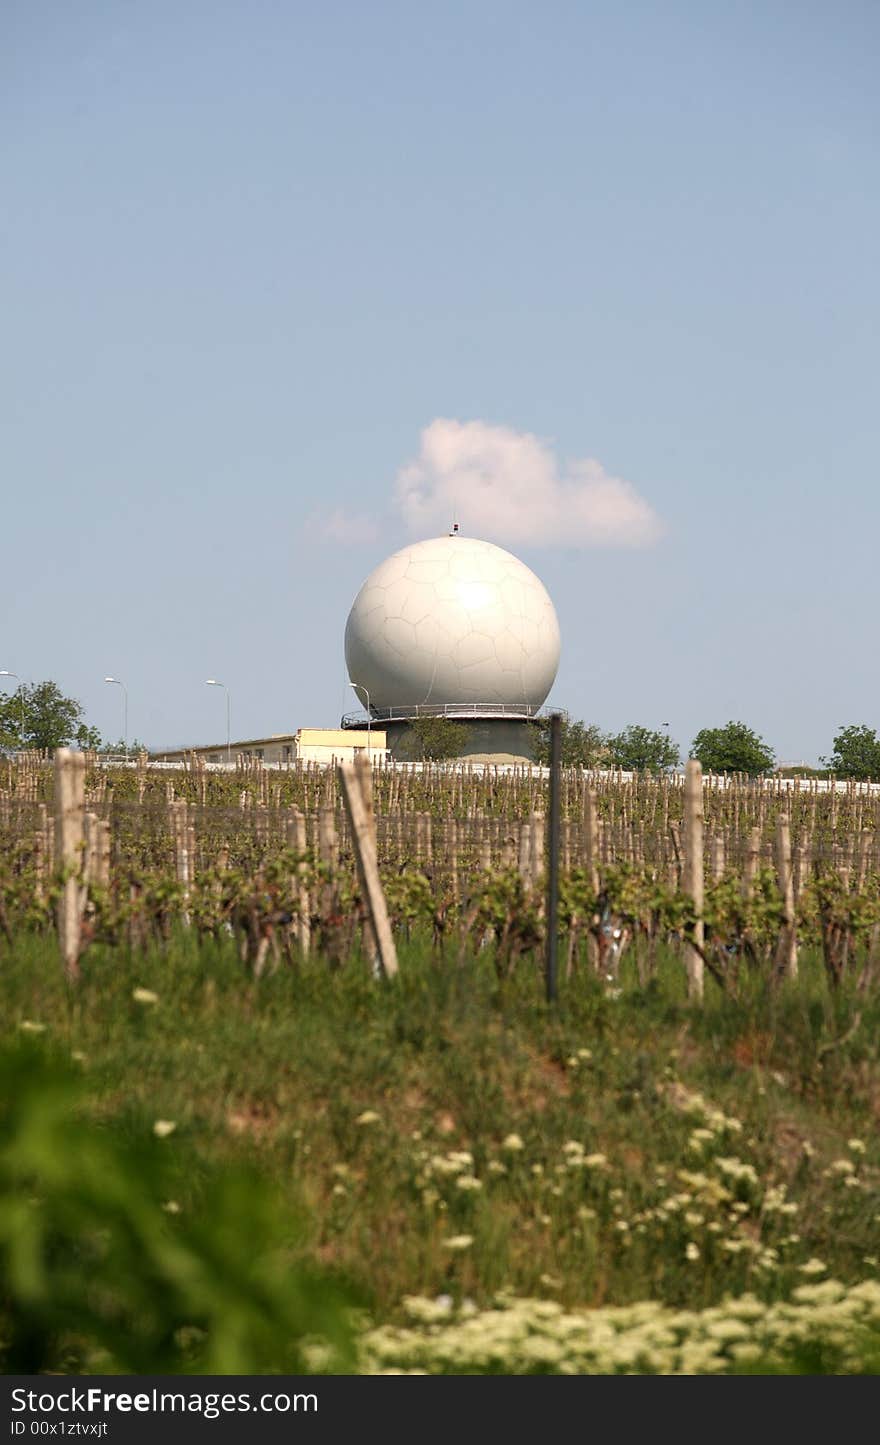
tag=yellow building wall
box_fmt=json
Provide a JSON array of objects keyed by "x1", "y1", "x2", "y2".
[{"x1": 294, "y1": 729, "x2": 386, "y2": 763}]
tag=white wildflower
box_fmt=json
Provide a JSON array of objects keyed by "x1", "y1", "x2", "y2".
[{"x1": 826, "y1": 1158, "x2": 855, "y2": 1178}]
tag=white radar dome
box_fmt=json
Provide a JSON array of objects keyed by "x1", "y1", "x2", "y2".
[{"x1": 345, "y1": 535, "x2": 560, "y2": 711}]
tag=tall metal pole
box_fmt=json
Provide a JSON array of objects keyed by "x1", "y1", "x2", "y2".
[
  {"x1": 0, "y1": 671, "x2": 23, "y2": 750},
  {"x1": 545, "y1": 711, "x2": 562, "y2": 1003},
  {"x1": 104, "y1": 677, "x2": 128, "y2": 756},
  {"x1": 206, "y1": 680, "x2": 231, "y2": 766}
]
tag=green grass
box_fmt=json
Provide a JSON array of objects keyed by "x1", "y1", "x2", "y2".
[{"x1": 4, "y1": 929, "x2": 879, "y2": 1338}]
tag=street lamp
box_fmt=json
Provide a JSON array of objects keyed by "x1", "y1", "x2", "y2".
[
  {"x1": 206, "y1": 680, "x2": 231, "y2": 766},
  {"x1": 0, "y1": 671, "x2": 24, "y2": 751},
  {"x1": 104, "y1": 676, "x2": 128, "y2": 756},
  {"x1": 661, "y1": 722, "x2": 673, "y2": 773},
  {"x1": 349, "y1": 681, "x2": 371, "y2": 763}
]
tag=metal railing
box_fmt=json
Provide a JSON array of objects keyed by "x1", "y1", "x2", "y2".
[{"x1": 341, "y1": 701, "x2": 543, "y2": 727}]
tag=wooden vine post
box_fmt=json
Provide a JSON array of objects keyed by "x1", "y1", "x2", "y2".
[
  {"x1": 169, "y1": 799, "x2": 191, "y2": 925},
  {"x1": 743, "y1": 825, "x2": 761, "y2": 901},
  {"x1": 447, "y1": 817, "x2": 459, "y2": 904},
  {"x1": 683, "y1": 758, "x2": 704, "y2": 1001},
  {"x1": 354, "y1": 752, "x2": 378, "y2": 964},
  {"x1": 54, "y1": 747, "x2": 86, "y2": 982},
  {"x1": 529, "y1": 812, "x2": 545, "y2": 895},
  {"x1": 774, "y1": 812, "x2": 798, "y2": 979},
  {"x1": 582, "y1": 784, "x2": 600, "y2": 973},
  {"x1": 287, "y1": 808, "x2": 311, "y2": 958},
  {"x1": 338, "y1": 760, "x2": 398, "y2": 978},
  {"x1": 545, "y1": 711, "x2": 562, "y2": 1003}
]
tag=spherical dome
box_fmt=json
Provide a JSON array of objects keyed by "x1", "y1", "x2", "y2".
[{"x1": 345, "y1": 535, "x2": 560, "y2": 711}]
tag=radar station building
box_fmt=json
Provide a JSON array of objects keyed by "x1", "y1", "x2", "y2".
[{"x1": 342, "y1": 531, "x2": 561, "y2": 764}]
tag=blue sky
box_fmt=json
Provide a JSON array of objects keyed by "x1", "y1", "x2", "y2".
[{"x1": 2, "y1": 1, "x2": 878, "y2": 762}]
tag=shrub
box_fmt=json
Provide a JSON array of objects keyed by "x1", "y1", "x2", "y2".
[{"x1": 0, "y1": 1042, "x2": 357, "y2": 1374}]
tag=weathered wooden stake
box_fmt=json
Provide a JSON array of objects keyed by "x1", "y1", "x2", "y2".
[
  {"x1": 517, "y1": 821, "x2": 531, "y2": 884},
  {"x1": 582, "y1": 785, "x2": 599, "y2": 894},
  {"x1": 353, "y1": 754, "x2": 378, "y2": 964},
  {"x1": 774, "y1": 813, "x2": 798, "y2": 979},
  {"x1": 545, "y1": 712, "x2": 561, "y2": 1003},
  {"x1": 338, "y1": 762, "x2": 398, "y2": 978},
  {"x1": 54, "y1": 748, "x2": 86, "y2": 981},
  {"x1": 683, "y1": 759, "x2": 704, "y2": 1001},
  {"x1": 448, "y1": 818, "x2": 459, "y2": 903},
  {"x1": 529, "y1": 811, "x2": 544, "y2": 892},
  {"x1": 743, "y1": 826, "x2": 761, "y2": 900},
  {"x1": 287, "y1": 809, "x2": 311, "y2": 958}
]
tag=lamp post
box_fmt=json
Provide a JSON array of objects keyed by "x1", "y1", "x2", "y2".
[
  {"x1": 349, "y1": 681, "x2": 371, "y2": 763},
  {"x1": 104, "y1": 676, "x2": 128, "y2": 757},
  {"x1": 206, "y1": 680, "x2": 231, "y2": 766},
  {"x1": 0, "y1": 671, "x2": 24, "y2": 751}
]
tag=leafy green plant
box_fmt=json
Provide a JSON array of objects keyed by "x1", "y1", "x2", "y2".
[
  {"x1": 0, "y1": 680, "x2": 102, "y2": 753},
  {"x1": 822, "y1": 725, "x2": 880, "y2": 781},
  {"x1": 401, "y1": 717, "x2": 471, "y2": 761},
  {"x1": 691, "y1": 721, "x2": 775, "y2": 777},
  {"x1": 605, "y1": 725, "x2": 680, "y2": 774},
  {"x1": 530, "y1": 713, "x2": 607, "y2": 768},
  {"x1": 0, "y1": 1042, "x2": 358, "y2": 1374}
]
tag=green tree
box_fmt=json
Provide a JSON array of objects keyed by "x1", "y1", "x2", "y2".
[
  {"x1": 822, "y1": 724, "x2": 880, "y2": 781},
  {"x1": 605, "y1": 724, "x2": 680, "y2": 774},
  {"x1": 691, "y1": 720, "x2": 775, "y2": 777},
  {"x1": 403, "y1": 716, "x2": 471, "y2": 761},
  {"x1": 0, "y1": 680, "x2": 102, "y2": 753},
  {"x1": 530, "y1": 712, "x2": 608, "y2": 768},
  {"x1": 100, "y1": 735, "x2": 147, "y2": 757}
]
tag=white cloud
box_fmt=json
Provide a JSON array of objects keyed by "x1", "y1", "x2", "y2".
[
  {"x1": 394, "y1": 418, "x2": 664, "y2": 548},
  {"x1": 313, "y1": 507, "x2": 380, "y2": 545}
]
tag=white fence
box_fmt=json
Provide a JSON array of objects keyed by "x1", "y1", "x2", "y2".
[{"x1": 85, "y1": 755, "x2": 880, "y2": 794}]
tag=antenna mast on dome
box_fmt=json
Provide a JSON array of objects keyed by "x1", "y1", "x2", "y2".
[{"x1": 449, "y1": 508, "x2": 460, "y2": 538}]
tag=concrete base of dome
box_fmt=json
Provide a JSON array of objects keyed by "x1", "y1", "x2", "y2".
[{"x1": 384, "y1": 717, "x2": 538, "y2": 765}]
